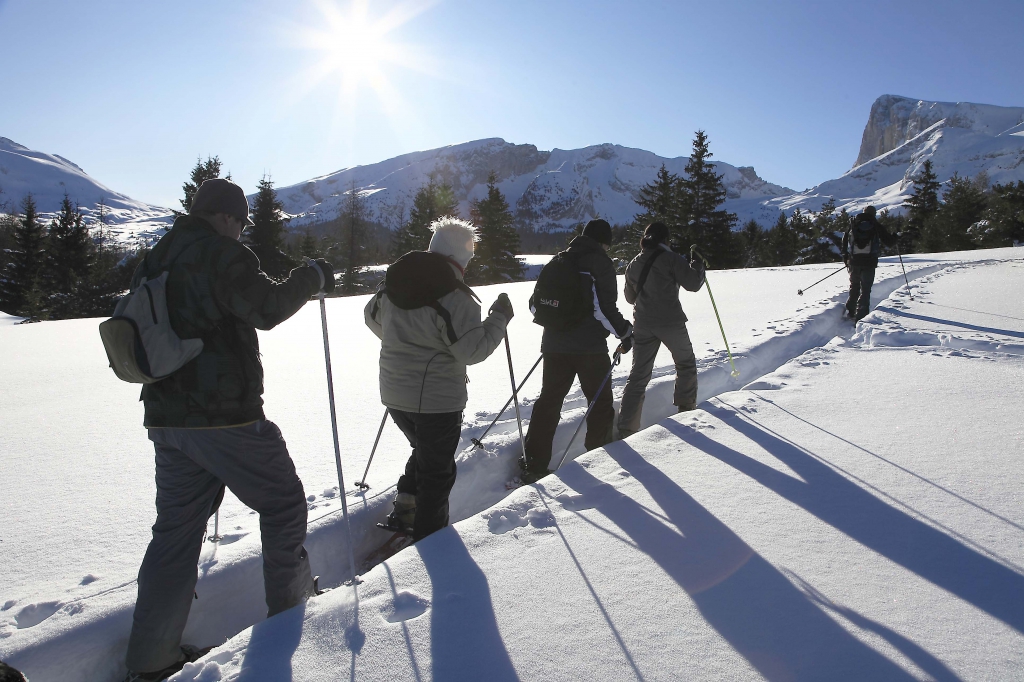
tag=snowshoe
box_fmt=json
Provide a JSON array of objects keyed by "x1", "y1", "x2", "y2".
[
  {"x1": 361, "y1": 531, "x2": 414, "y2": 572},
  {"x1": 123, "y1": 644, "x2": 212, "y2": 681},
  {"x1": 380, "y1": 492, "x2": 416, "y2": 535}
]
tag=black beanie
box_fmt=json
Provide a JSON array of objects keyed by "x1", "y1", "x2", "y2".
[
  {"x1": 641, "y1": 221, "x2": 669, "y2": 249},
  {"x1": 582, "y1": 218, "x2": 612, "y2": 245}
]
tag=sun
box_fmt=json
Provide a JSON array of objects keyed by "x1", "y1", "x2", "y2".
[{"x1": 300, "y1": 0, "x2": 433, "y2": 98}]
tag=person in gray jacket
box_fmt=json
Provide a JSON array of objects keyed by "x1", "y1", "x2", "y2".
[
  {"x1": 364, "y1": 217, "x2": 512, "y2": 540},
  {"x1": 617, "y1": 222, "x2": 705, "y2": 438}
]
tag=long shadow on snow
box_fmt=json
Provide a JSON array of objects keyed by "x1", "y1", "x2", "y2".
[
  {"x1": 875, "y1": 305, "x2": 1024, "y2": 338},
  {"x1": 664, "y1": 403, "x2": 1024, "y2": 634},
  {"x1": 559, "y1": 443, "x2": 919, "y2": 681},
  {"x1": 417, "y1": 529, "x2": 520, "y2": 682},
  {"x1": 234, "y1": 602, "x2": 305, "y2": 682}
]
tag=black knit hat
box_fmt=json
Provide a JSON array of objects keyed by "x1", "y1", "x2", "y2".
[
  {"x1": 190, "y1": 178, "x2": 255, "y2": 226},
  {"x1": 582, "y1": 218, "x2": 612, "y2": 245},
  {"x1": 641, "y1": 221, "x2": 669, "y2": 249},
  {"x1": 864, "y1": 205, "x2": 877, "y2": 217}
]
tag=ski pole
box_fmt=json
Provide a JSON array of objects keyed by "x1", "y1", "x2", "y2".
[
  {"x1": 896, "y1": 242, "x2": 913, "y2": 300},
  {"x1": 471, "y1": 354, "x2": 542, "y2": 449},
  {"x1": 503, "y1": 333, "x2": 528, "y2": 464},
  {"x1": 796, "y1": 265, "x2": 846, "y2": 296},
  {"x1": 354, "y1": 410, "x2": 388, "y2": 490},
  {"x1": 208, "y1": 511, "x2": 222, "y2": 543},
  {"x1": 553, "y1": 347, "x2": 622, "y2": 471},
  {"x1": 690, "y1": 246, "x2": 740, "y2": 379},
  {"x1": 309, "y1": 264, "x2": 359, "y2": 584}
]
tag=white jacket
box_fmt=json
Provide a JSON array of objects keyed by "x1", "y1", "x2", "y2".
[{"x1": 364, "y1": 268, "x2": 509, "y2": 413}]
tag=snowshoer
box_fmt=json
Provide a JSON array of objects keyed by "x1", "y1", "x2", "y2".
[
  {"x1": 519, "y1": 219, "x2": 633, "y2": 483},
  {"x1": 123, "y1": 179, "x2": 331, "y2": 681},
  {"x1": 616, "y1": 222, "x2": 705, "y2": 438},
  {"x1": 364, "y1": 217, "x2": 512, "y2": 541},
  {"x1": 842, "y1": 205, "x2": 898, "y2": 321}
]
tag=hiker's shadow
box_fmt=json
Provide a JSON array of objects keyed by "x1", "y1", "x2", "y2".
[
  {"x1": 418, "y1": 529, "x2": 520, "y2": 682},
  {"x1": 665, "y1": 403, "x2": 1024, "y2": 635},
  {"x1": 559, "y1": 441, "x2": 948, "y2": 681},
  {"x1": 235, "y1": 602, "x2": 305, "y2": 682}
]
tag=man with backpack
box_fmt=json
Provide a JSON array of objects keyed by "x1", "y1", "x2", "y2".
[
  {"x1": 616, "y1": 222, "x2": 705, "y2": 438},
  {"x1": 842, "y1": 205, "x2": 898, "y2": 321},
  {"x1": 364, "y1": 217, "x2": 512, "y2": 541},
  {"x1": 519, "y1": 218, "x2": 633, "y2": 483},
  {"x1": 121, "y1": 178, "x2": 332, "y2": 682}
]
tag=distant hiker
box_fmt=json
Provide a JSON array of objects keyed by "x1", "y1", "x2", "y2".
[
  {"x1": 519, "y1": 218, "x2": 633, "y2": 483},
  {"x1": 364, "y1": 217, "x2": 512, "y2": 541},
  {"x1": 842, "y1": 205, "x2": 898, "y2": 321},
  {"x1": 616, "y1": 222, "x2": 705, "y2": 438},
  {"x1": 123, "y1": 179, "x2": 333, "y2": 682}
]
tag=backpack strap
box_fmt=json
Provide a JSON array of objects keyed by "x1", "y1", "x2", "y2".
[{"x1": 636, "y1": 249, "x2": 665, "y2": 297}]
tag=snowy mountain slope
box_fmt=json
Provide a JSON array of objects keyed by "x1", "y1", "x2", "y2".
[
  {"x1": 758, "y1": 95, "x2": 1024, "y2": 219},
  {"x1": 0, "y1": 137, "x2": 173, "y2": 241},
  {"x1": 171, "y1": 257, "x2": 1023, "y2": 681},
  {"x1": 2, "y1": 248, "x2": 1019, "y2": 681},
  {"x1": 268, "y1": 138, "x2": 792, "y2": 232}
]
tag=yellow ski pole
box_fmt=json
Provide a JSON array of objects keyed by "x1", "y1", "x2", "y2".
[{"x1": 690, "y1": 246, "x2": 740, "y2": 379}]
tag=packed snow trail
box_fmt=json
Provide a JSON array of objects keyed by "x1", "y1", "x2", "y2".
[
  {"x1": 172, "y1": 256, "x2": 1024, "y2": 681},
  {"x1": 1, "y1": 249, "x2": 1020, "y2": 681}
]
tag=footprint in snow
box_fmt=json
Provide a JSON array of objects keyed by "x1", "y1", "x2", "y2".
[
  {"x1": 382, "y1": 591, "x2": 430, "y2": 623},
  {"x1": 15, "y1": 601, "x2": 61, "y2": 629},
  {"x1": 486, "y1": 509, "x2": 529, "y2": 534},
  {"x1": 526, "y1": 509, "x2": 556, "y2": 528}
]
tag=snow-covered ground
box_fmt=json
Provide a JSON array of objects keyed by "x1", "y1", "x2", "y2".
[{"x1": 1, "y1": 247, "x2": 1021, "y2": 680}]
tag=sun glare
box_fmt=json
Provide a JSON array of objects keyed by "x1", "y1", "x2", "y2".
[{"x1": 300, "y1": 0, "x2": 433, "y2": 99}]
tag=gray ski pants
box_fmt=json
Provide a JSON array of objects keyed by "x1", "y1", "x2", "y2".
[
  {"x1": 125, "y1": 420, "x2": 313, "y2": 673},
  {"x1": 617, "y1": 322, "x2": 698, "y2": 436}
]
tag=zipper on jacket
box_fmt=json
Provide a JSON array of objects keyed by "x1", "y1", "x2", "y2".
[{"x1": 143, "y1": 283, "x2": 158, "y2": 324}]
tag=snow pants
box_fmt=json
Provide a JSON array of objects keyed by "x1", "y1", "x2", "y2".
[
  {"x1": 617, "y1": 322, "x2": 698, "y2": 436},
  {"x1": 522, "y1": 352, "x2": 614, "y2": 473},
  {"x1": 847, "y1": 265, "x2": 876, "y2": 320},
  {"x1": 389, "y1": 409, "x2": 464, "y2": 541},
  {"x1": 126, "y1": 420, "x2": 313, "y2": 674}
]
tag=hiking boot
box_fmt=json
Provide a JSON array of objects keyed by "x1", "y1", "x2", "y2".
[
  {"x1": 123, "y1": 645, "x2": 210, "y2": 681},
  {"x1": 517, "y1": 457, "x2": 550, "y2": 485},
  {"x1": 384, "y1": 492, "x2": 416, "y2": 534},
  {"x1": 677, "y1": 403, "x2": 697, "y2": 413}
]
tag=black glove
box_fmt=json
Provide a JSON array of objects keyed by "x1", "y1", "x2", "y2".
[
  {"x1": 489, "y1": 292, "x2": 514, "y2": 320},
  {"x1": 308, "y1": 258, "x2": 336, "y2": 293}
]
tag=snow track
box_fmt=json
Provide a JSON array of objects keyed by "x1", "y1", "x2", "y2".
[{"x1": 2, "y1": 251, "x2": 1019, "y2": 682}]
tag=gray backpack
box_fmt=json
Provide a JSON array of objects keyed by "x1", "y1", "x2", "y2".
[{"x1": 98, "y1": 269, "x2": 204, "y2": 384}]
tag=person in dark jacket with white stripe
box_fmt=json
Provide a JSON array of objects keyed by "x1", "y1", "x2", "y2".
[
  {"x1": 617, "y1": 222, "x2": 705, "y2": 438},
  {"x1": 519, "y1": 219, "x2": 633, "y2": 483},
  {"x1": 841, "y1": 205, "x2": 898, "y2": 321}
]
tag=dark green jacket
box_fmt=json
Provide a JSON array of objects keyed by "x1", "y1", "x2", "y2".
[{"x1": 132, "y1": 215, "x2": 321, "y2": 427}]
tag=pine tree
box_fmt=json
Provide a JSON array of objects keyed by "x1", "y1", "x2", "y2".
[
  {"x1": 789, "y1": 209, "x2": 816, "y2": 264},
  {"x1": 243, "y1": 175, "x2": 294, "y2": 279},
  {"x1": 42, "y1": 195, "x2": 94, "y2": 317},
  {"x1": 614, "y1": 164, "x2": 682, "y2": 259},
  {"x1": 982, "y1": 181, "x2": 1024, "y2": 246},
  {"x1": 905, "y1": 160, "x2": 940, "y2": 252},
  {"x1": 391, "y1": 177, "x2": 459, "y2": 258},
  {"x1": 0, "y1": 195, "x2": 46, "y2": 316},
  {"x1": 935, "y1": 173, "x2": 986, "y2": 252},
  {"x1": 678, "y1": 131, "x2": 739, "y2": 267},
  {"x1": 340, "y1": 183, "x2": 367, "y2": 293},
  {"x1": 763, "y1": 211, "x2": 798, "y2": 266},
  {"x1": 739, "y1": 219, "x2": 769, "y2": 267},
  {"x1": 803, "y1": 198, "x2": 843, "y2": 263},
  {"x1": 179, "y1": 156, "x2": 223, "y2": 214},
  {"x1": 467, "y1": 172, "x2": 523, "y2": 284}
]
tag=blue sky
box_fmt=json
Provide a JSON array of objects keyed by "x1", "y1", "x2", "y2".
[{"x1": 1, "y1": 0, "x2": 1021, "y2": 208}]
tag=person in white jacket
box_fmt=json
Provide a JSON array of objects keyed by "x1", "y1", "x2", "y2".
[{"x1": 364, "y1": 217, "x2": 512, "y2": 540}]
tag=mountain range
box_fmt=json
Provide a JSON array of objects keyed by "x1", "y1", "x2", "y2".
[{"x1": 3, "y1": 94, "x2": 1023, "y2": 243}]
